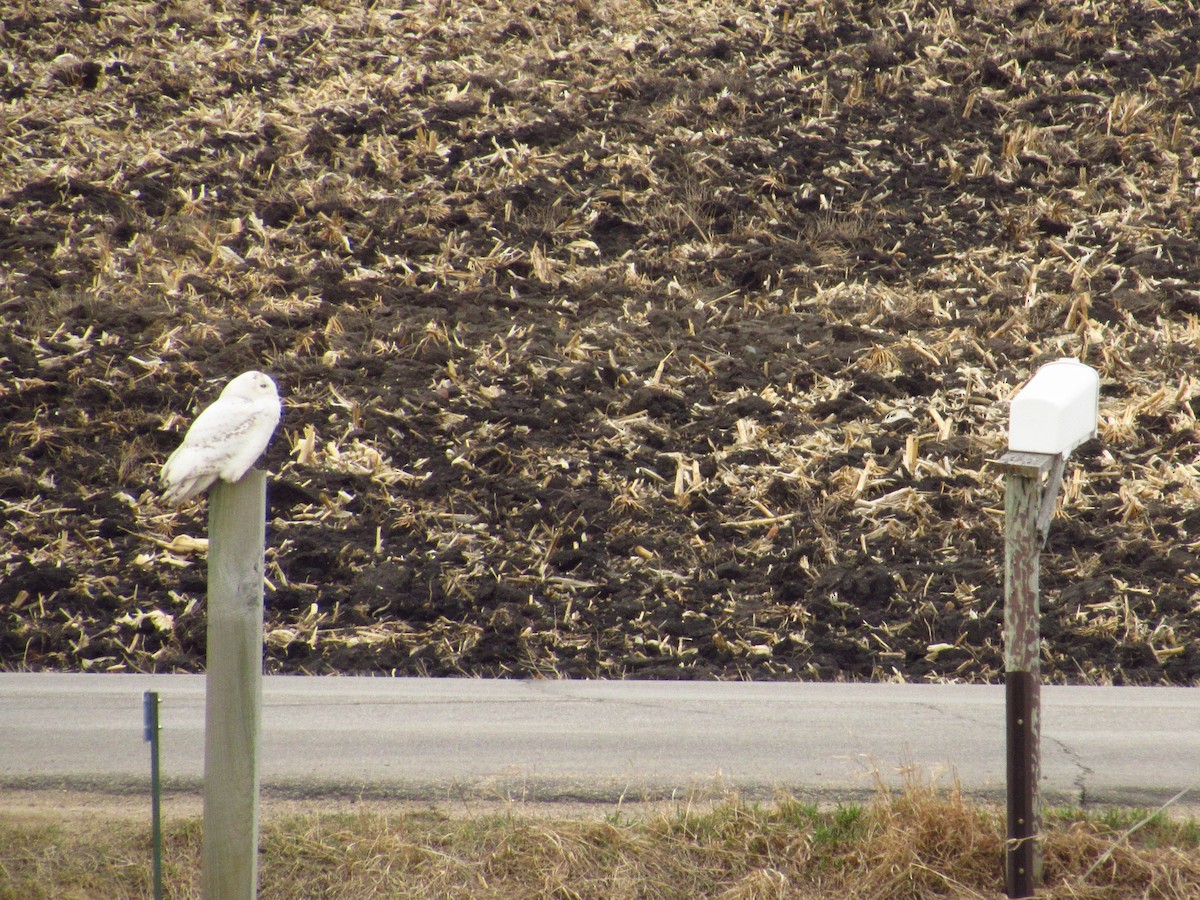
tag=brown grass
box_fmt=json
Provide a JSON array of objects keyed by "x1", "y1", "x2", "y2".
[{"x1": 1, "y1": 783, "x2": 1197, "y2": 899}]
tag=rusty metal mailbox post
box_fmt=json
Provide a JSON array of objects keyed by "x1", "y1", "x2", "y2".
[{"x1": 994, "y1": 358, "x2": 1099, "y2": 899}]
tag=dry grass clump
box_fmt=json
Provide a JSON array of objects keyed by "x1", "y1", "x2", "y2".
[
  {"x1": 853, "y1": 776, "x2": 1003, "y2": 898},
  {"x1": 2, "y1": 785, "x2": 1198, "y2": 899},
  {"x1": 1042, "y1": 806, "x2": 1200, "y2": 900},
  {"x1": 0, "y1": 815, "x2": 201, "y2": 900}
]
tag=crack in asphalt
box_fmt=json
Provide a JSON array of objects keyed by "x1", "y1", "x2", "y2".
[{"x1": 1044, "y1": 732, "x2": 1094, "y2": 807}]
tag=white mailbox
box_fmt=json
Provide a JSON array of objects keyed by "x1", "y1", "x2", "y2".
[{"x1": 1008, "y1": 358, "x2": 1099, "y2": 457}]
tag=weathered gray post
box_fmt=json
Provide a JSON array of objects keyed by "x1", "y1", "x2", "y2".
[
  {"x1": 202, "y1": 471, "x2": 267, "y2": 900},
  {"x1": 994, "y1": 451, "x2": 1056, "y2": 898},
  {"x1": 996, "y1": 358, "x2": 1099, "y2": 899}
]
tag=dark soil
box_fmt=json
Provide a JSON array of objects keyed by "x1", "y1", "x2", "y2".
[{"x1": 2, "y1": 0, "x2": 1199, "y2": 684}]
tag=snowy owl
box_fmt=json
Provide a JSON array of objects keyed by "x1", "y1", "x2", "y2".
[{"x1": 160, "y1": 370, "x2": 281, "y2": 504}]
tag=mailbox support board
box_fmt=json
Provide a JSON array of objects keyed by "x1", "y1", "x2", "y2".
[{"x1": 992, "y1": 449, "x2": 1062, "y2": 899}]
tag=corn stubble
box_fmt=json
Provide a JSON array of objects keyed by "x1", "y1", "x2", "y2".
[{"x1": 1, "y1": 1, "x2": 1199, "y2": 685}]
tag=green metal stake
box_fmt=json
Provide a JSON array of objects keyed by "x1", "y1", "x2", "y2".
[{"x1": 143, "y1": 690, "x2": 164, "y2": 900}]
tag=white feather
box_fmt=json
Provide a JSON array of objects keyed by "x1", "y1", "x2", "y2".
[{"x1": 160, "y1": 371, "x2": 281, "y2": 504}]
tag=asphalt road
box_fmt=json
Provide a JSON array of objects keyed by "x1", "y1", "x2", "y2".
[{"x1": 1, "y1": 674, "x2": 1196, "y2": 810}]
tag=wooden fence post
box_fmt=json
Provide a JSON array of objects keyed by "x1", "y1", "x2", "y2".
[{"x1": 202, "y1": 470, "x2": 267, "y2": 900}]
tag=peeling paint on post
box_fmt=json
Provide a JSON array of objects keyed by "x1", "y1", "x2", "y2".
[
  {"x1": 1003, "y1": 465, "x2": 1043, "y2": 673},
  {"x1": 995, "y1": 450, "x2": 1057, "y2": 899},
  {"x1": 998, "y1": 358, "x2": 1097, "y2": 899}
]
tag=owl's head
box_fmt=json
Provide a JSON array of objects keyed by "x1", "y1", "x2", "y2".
[{"x1": 222, "y1": 370, "x2": 279, "y2": 401}]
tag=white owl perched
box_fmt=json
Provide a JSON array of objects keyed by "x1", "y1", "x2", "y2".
[{"x1": 160, "y1": 370, "x2": 282, "y2": 505}]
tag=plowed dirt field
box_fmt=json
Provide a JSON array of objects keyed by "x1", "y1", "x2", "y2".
[{"x1": 3, "y1": 0, "x2": 1199, "y2": 684}]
